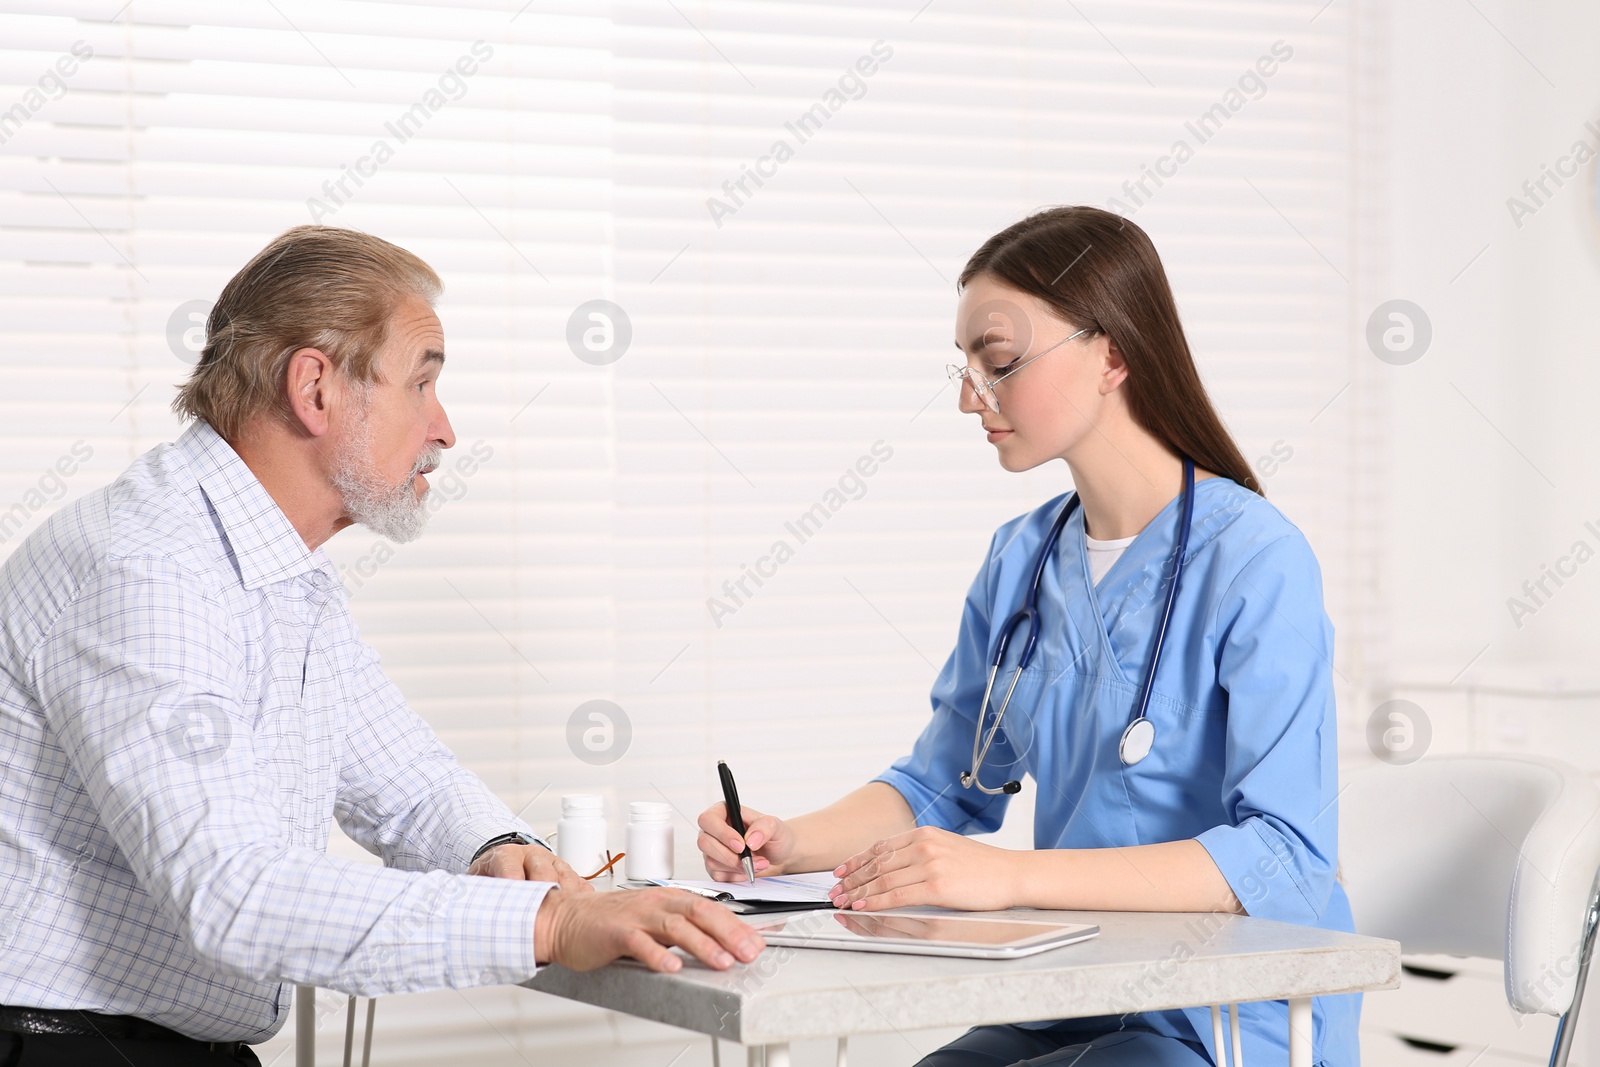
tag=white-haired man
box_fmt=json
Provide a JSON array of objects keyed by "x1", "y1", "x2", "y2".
[{"x1": 0, "y1": 226, "x2": 760, "y2": 1065}]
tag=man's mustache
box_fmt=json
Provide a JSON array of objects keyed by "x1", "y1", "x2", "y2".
[{"x1": 409, "y1": 444, "x2": 443, "y2": 481}]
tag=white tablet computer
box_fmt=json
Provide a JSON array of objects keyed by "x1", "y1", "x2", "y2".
[{"x1": 748, "y1": 910, "x2": 1099, "y2": 960}]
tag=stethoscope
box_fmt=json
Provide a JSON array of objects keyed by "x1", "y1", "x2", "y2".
[{"x1": 960, "y1": 457, "x2": 1196, "y2": 795}]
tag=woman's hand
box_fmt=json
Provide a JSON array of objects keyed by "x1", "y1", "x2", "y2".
[
  {"x1": 696, "y1": 802, "x2": 796, "y2": 881},
  {"x1": 828, "y1": 826, "x2": 1020, "y2": 912}
]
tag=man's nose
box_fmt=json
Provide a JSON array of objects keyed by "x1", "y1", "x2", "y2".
[{"x1": 432, "y1": 399, "x2": 457, "y2": 450}]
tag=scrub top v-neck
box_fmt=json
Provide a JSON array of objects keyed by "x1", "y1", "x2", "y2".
[{"x1": 1085, "y1": 531, "x2": 1136, "y2": 587}]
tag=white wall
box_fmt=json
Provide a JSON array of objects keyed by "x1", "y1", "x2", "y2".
[
  {"x1": 1378, "y1": 0, "x2": 1600, "y2": 687},
  {"x1": 1360, "y1": 3, "x2": 1600, "y2": 1066}
]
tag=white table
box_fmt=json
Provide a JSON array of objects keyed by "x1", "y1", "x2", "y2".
[{"x1": 523, "y1": 906, "x2": 1400, "y2": 1067}]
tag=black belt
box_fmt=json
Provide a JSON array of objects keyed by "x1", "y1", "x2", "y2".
[{"x1": 0, "y1": 1005, "x2": 247, "y2": 1053}]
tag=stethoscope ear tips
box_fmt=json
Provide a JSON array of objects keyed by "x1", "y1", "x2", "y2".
[{"x1": 960, "y1": 770, "x2": 1023, "y2": 794}]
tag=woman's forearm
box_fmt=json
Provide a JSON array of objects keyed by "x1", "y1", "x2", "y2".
[
  {"x1": 780, "y1": 782, "x2": 916, "y2": 875},
  {"x1": 1008, "y1": 838, "x2": 1243, "y2": 913}
]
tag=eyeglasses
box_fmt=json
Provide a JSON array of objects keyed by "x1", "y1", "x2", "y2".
[
  {"x1": 946, "y1": 326, "x2": 1096, "y2": 414},
  {"x1": 583, "y1": 850, "x2": 625, "y2": 880}
]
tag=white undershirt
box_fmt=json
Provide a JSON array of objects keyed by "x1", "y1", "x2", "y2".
[{"x1": 1085, "y1": 531, "x2": 1138, "y2": 587}]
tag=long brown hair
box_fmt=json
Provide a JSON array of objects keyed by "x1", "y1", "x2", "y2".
[{"x1": 960, "y1": 206, "x2": 1261, "y2": 495}]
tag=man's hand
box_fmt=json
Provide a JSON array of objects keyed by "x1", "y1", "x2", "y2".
[
  {"x1": 469, "y1": 843, "x2": 592, "y2": 895},
  {"x1": 534, "y1": 887, "x2": 765, "y2": 973}
]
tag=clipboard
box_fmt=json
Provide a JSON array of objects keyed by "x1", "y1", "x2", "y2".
[{"x1": 622, "y1": 872, "x2": 840, "y2": 914}]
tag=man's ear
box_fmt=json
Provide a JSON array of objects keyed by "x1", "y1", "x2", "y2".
[
  {"x1": 1100, "y1": 335, "x2": 1130, "y2": 395},
  {"x1": 285, "y1": 347, "x2": 336, "y2": 437}
]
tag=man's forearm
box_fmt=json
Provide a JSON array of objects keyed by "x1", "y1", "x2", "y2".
[{"x1": 344, "y1": 759, "x2": 541, "y2": 875}]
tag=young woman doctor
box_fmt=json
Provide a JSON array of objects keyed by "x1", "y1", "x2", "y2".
[{"x1": 696, "y1": 206, "x2": 1356, "y2": 1067}]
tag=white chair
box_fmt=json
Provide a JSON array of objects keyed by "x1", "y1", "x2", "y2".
[{"x1": 1339, "y1": 754, "x2": 1600, "y2": 1067}]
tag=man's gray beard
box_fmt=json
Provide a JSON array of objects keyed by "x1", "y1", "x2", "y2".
[{"x1": 330, "y1": 404, "x2": 440, "y2": 544}]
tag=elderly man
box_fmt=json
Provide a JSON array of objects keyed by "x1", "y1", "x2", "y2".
[{"x1": 0, "y1": 226, "x2": 760, "y2": 1065}]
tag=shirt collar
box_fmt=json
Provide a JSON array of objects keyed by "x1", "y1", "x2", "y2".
[{"x1": 179, "y1": 420, "x2": 328, "y2": 591}]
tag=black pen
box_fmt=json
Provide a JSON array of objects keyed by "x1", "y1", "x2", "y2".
[{"x1": 717, "y1": 759, "x2": 757, "y2": 885}]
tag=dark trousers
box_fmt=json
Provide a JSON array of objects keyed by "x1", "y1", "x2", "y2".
[
  {"x1": 915, "y1": 1027, "x2": 1215, "y2": 1067},
  {"x1": 0, "y1": 1031, "x2": 261, "y2": 1067}
]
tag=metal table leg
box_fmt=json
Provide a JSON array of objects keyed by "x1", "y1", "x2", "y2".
[
  {"x1": 1288, "y1": 997, "x2": 1312, "y2": 1067},
  {"x1": 295, "y1": 985, "x2": 315, "y2": 1067}
]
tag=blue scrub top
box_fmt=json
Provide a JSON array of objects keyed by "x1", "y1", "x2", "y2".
[{"x1": 875, "y1": 476, "x2": 1357, "y2": 1067}]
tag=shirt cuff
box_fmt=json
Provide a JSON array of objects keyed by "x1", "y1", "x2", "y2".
[
  {"x1": 446, "y1": 873, "x2": 555, "y2": 985},
  {"x1": 1195, "y1": 819, "x2": 1318, "y2": 925}
]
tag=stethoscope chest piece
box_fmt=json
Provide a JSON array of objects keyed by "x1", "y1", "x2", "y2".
[{"x1": 1118, "y1": 716, "x2": 1156, "y2": 766}]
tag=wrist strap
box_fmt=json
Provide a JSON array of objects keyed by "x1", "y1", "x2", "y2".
[{"x1": 470, "y1": 831, "x2": 544, "y2": 864}]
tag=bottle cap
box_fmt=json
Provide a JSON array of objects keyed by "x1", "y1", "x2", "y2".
[
  {"x1": 561, "y1": 794, "x2": 604, "y2": 815},
  {"x1": 628, "y1": 801, "x2": 672, "y2": 822}
]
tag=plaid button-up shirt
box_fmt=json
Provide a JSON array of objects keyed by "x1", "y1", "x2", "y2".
[{"x1": 0, "y1": 421, "x2": 551, "y2": 1043}]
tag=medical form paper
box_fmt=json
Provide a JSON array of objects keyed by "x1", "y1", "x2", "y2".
[{"x1": 626, "y1": 871, "x2": 839, "y2": 912}]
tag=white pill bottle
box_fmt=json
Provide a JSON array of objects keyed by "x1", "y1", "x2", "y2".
[
  {"x1": 624, "y1": 801, "x2": 674, "y2": 881},
  {"x1": 555, "y1": 794, "x2": 608, "y2": 878}
]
